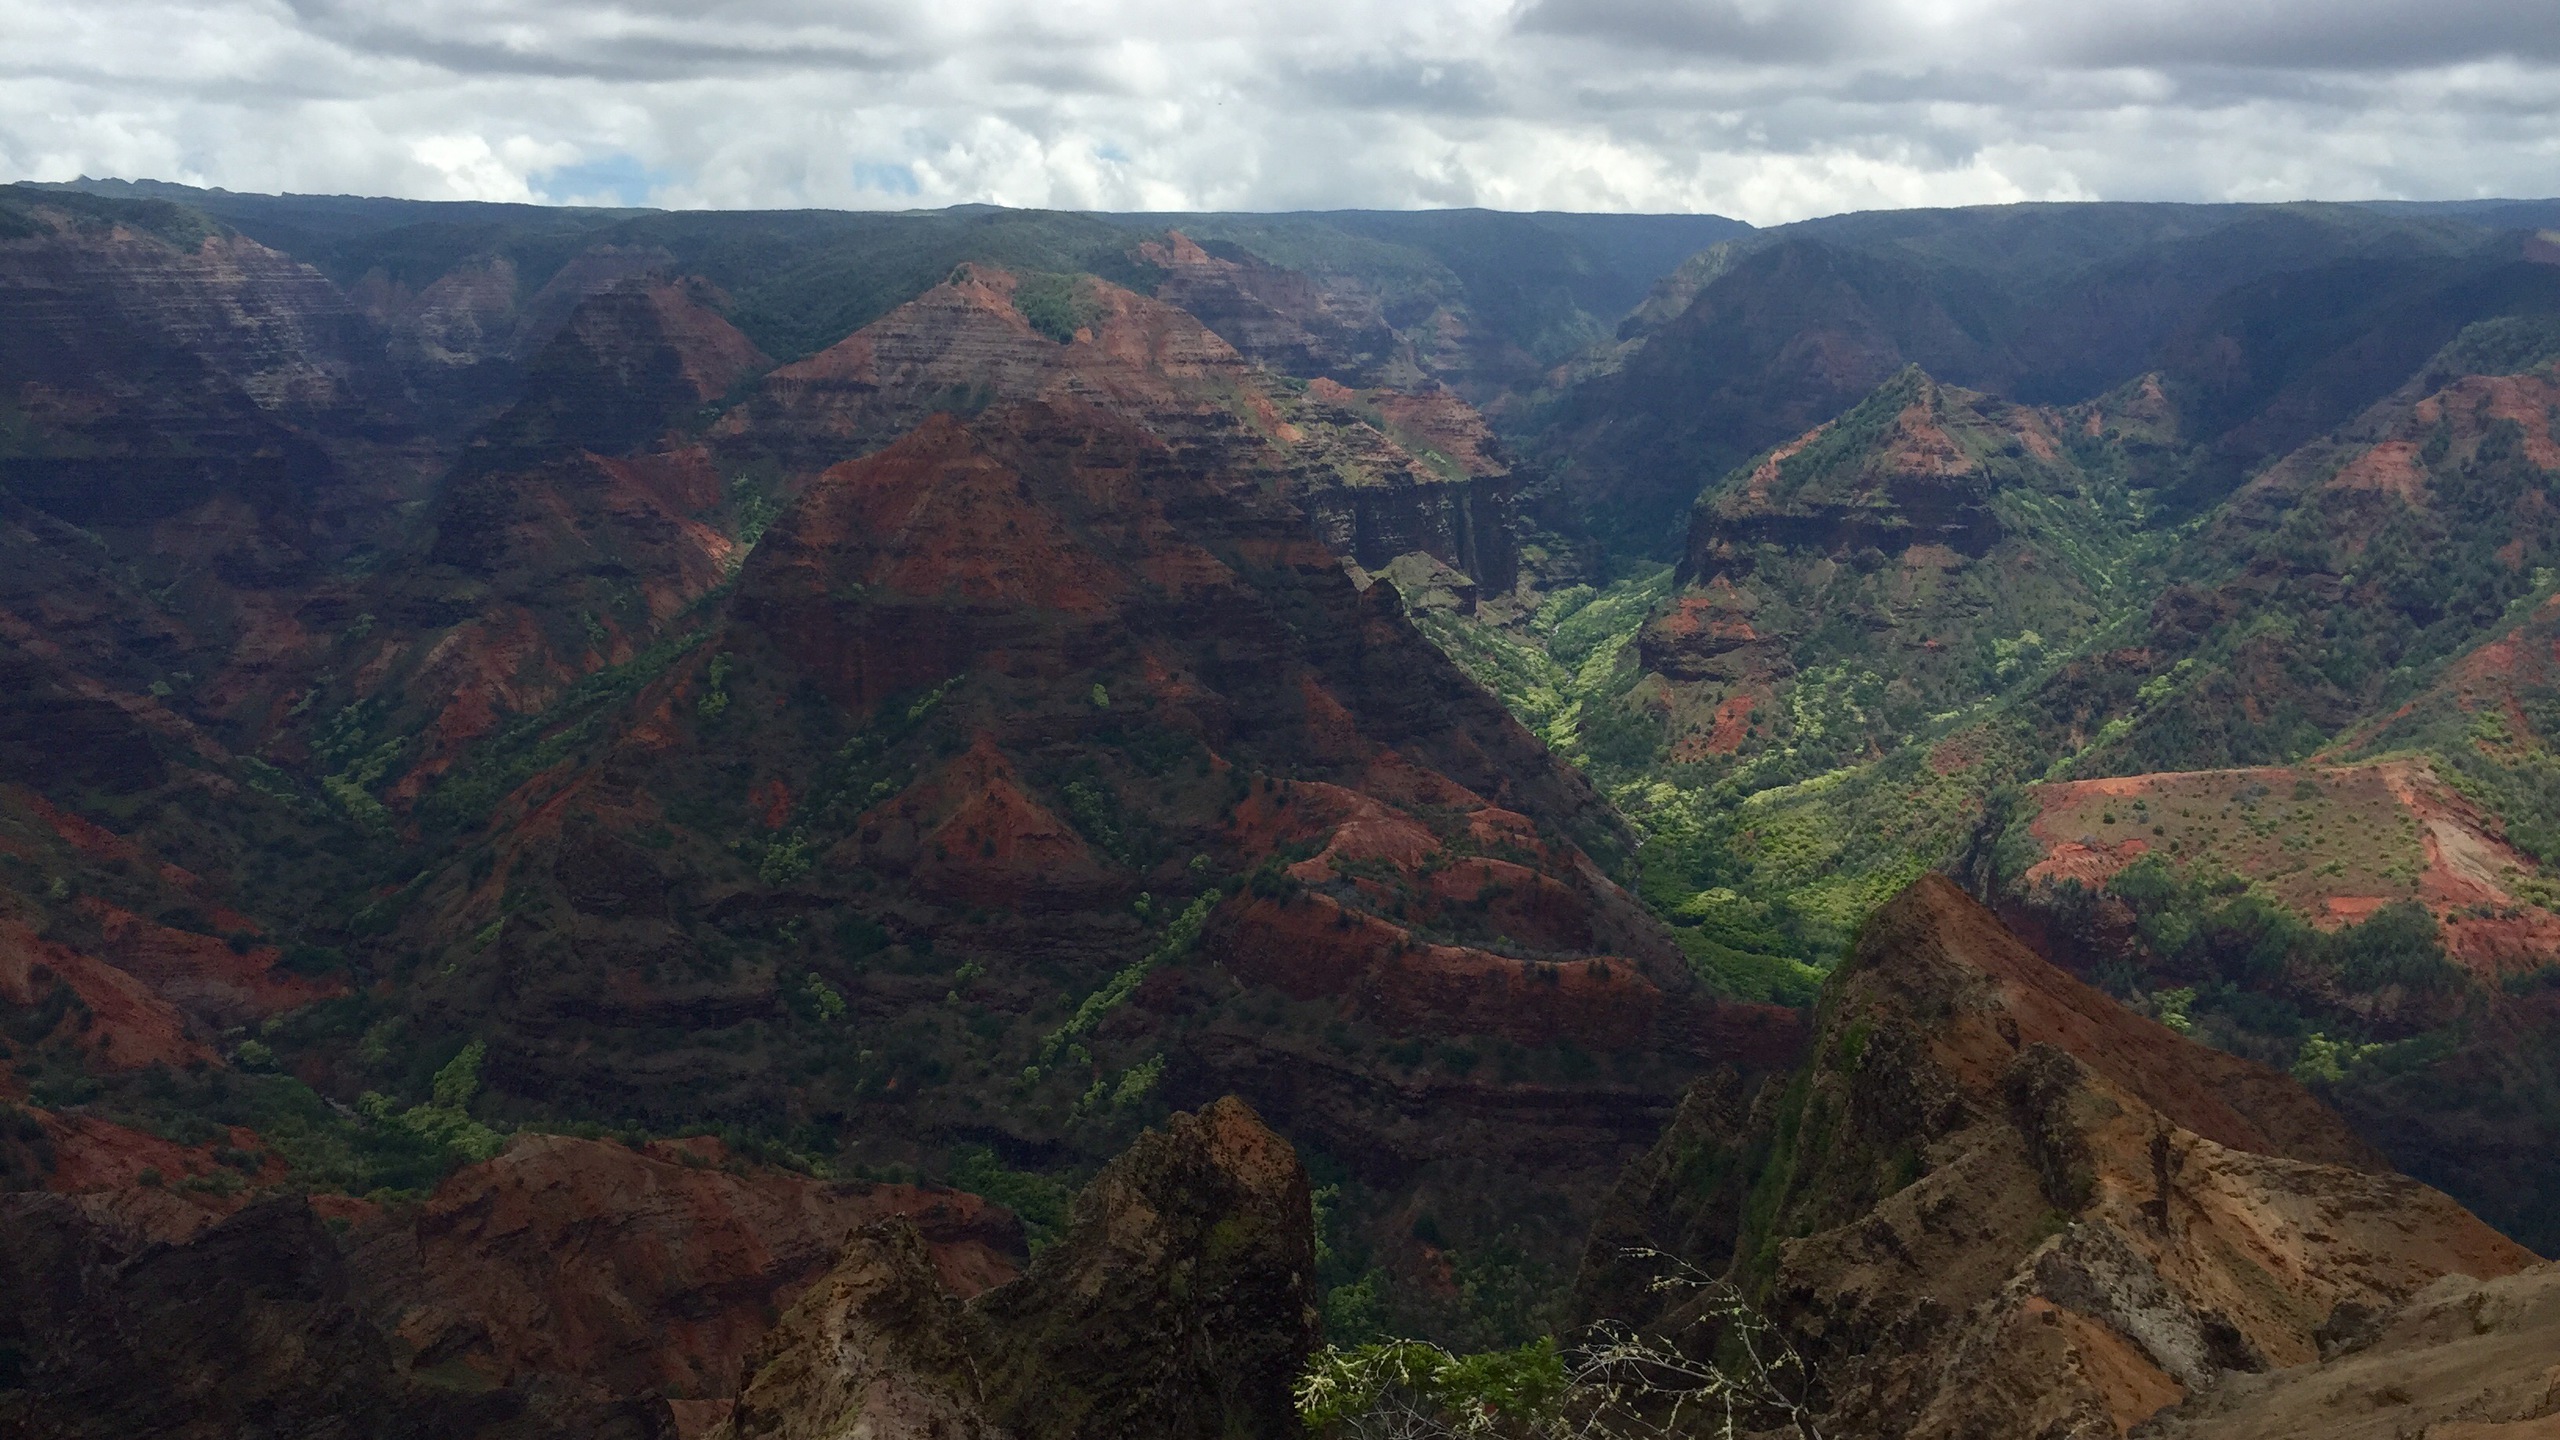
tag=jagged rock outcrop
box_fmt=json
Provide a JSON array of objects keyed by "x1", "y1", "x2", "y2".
[
  {"x1": 1578, "y1": 875, "x2": 2536, "y2": 1440},
  {"x1": 1566, "y1": 1064, "x2": 1758, "y2": 1329},
  {"x1": 716, "y1": 1097, "x2": 1318, "y2": 1440},
  {"x1": 2142, "y1": 1261, "x2": 2560, "y2": 1439},
  {"x1": 717, "y1": 1218, "x2": 998, "y2": 1440},
  {"x1": 971, "y1": 1096, "x2": 1318, "y2": 1440}
]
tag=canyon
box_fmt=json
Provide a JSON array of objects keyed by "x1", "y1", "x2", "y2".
[{"x1": 5, "y1": 177, "x2": 2560, "y2": 1435}]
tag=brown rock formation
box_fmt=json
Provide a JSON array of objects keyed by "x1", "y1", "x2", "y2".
[
  {"x1": 714, "y1": 263, "x2": 1516, "y2": 595},
  {"x1": 1579, "y1": 875, "x2": 2535, "y2": 1440},
  {"x1": 351, "y1": 1134, "x2": 1023, "y2": 1411},
  {"x1": 2146, "y1": 1262, "x2": 2560, "y2": 1440},
  {"x1": 0, "y1": 1131, "x2": 1027, "y2": 1436},
  {"x1": 1135, "y1": 230, "x2": 1398, "y2": 382},
  {"x1": 717, "y1": 1097, "x2": 1318, "y2": 1440},
  {"x1": 717, "y1": 1218, "x2": 999, "y2": 1440}
]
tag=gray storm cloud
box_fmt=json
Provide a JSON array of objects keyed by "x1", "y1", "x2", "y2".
[{"x1": 2, "y1": 0, "x2": 2555, "y2": 219}]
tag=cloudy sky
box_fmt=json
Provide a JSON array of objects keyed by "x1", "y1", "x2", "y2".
[{"x1": 4, "y1": 0, "x2": 2557, "y2": 222}]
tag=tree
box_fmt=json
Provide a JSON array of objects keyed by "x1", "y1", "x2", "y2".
[{"x1": 1295, "y1": 1250, "x2": 1820, "y2": 1440}]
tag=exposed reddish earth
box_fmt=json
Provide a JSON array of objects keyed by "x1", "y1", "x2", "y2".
[
  {"x1": 849, "y1": 732, "x2": 1116, "y2": 906},
  {"x1": 75, "y1": 897, "x2": 338, "y2": 1022},
  {"x1": 30, "y1": 1112, "x2": 286, "y2": 1241},
  {"x1": 2017, "y1": 759, "x2": 2558, "y2": 980},
  {"x1": 0, "y1": 917, "x2": 213, "y2": 1072},
  {"x1": 352, "y1": 1133, "x2": 1022, "y2": 1411},
  {"x1": 1581, "y1": 876, "x2": 2535, "y2": 1440},
  {"x1": 717, "y1": 263, "x2": 1518, "y2": 597},
  {"x1": 350, "y1": 278, "x2": 772, "y2": 780}
]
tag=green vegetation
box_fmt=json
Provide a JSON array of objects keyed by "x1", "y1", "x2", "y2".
[
  {"x1": 1297, "y1": 1338, "x2": 1567, "y2": 1438},
  {"x1": 1294, "y1": 1250, "x2": 1818, "y2": 1440},
  {"x1": 1013, "y1": 271, "x2": 1103, "y2": 343},
  {"x1": 948, "y1": 1145, "x2": 1077, "y2": 1248},
  {"x1": 2025, "y1": 854, "x2": 2470, "y2": 1072},
  {"x1": 421, "y1": 627, "x2": 709, "y2": 833},
  {"x1": 358, "y1": 1040, "x2": 507, "y2": 1167},
  {"x1": 2108, "y1": 851, "x2": 2412, "y2": 979},
  {"x1": 1416, "y1": 370, "x2": 2181, "y2": 982},
  {"x1": 2426, "y1": 315, "x2": 2560, "y2": 381},
  {"x1": 0, "y1": 183, "x2": 222, "y2": 249},
  {"x1": 1036, "y1": 889, "x2": 1220, "y2": 1065}
]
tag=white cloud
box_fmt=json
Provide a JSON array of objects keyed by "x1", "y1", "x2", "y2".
[
  {"x1": 0, "y1": 0, "x2": 2554, "y2": 222},
  {"x1": 409, "y1": 133, "x2": 578, "y2": 201}
]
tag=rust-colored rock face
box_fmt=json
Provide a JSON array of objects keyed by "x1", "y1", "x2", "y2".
[
  {"x1": 717, "y1": 1097, "x2": 1319, "y2": 1440},
  {"x1": 1849, "y1": 875, "x2": 2383, "y2": 1167},
  {"x1": 0, "y1": 1131, "x2": 1027, "y2": 1436},
  {"x1": 352, "y1": 1134, "x2": 1021, "y2": 1410},
  {"x1": 0, "y1": 918, "x2": 212, "y2": 1074},
  {"x1": 1581, "y1": 876, "x2": 2534, "y2": 1440},
  {"x1": 717, "y1": 263, "x2": 1519, "y2": 597},
  {"x1": 20, "y1": 1111, "x2": 290, "y2": 1243},
  {"x1": 338, "y1": 277, "x2": 770, "y2": 782},
  {"x1": 1136, "y1": 229, "x2": 1397, "y2": 382}
]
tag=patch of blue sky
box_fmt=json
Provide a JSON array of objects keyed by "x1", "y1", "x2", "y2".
[
  {"x1": 850, "y1": 160, "x2": 922, "y2": 197},
  {"x1": 533, "y1": 153, "x2": 668, "y2": 208}
]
